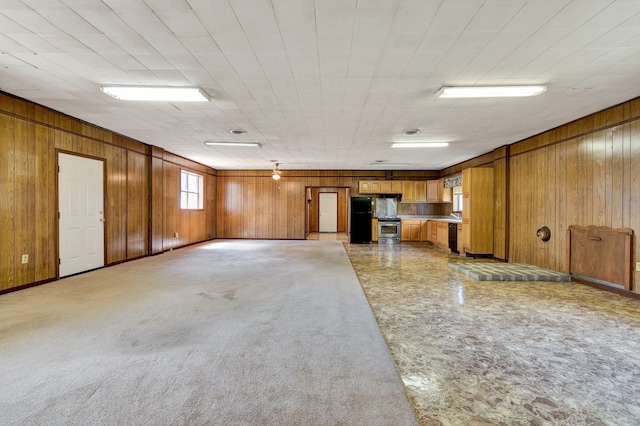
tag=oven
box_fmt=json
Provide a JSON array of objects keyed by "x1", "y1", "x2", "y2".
[{"x1": 378, "y1": 218, "x2": 401, "y2": 244}]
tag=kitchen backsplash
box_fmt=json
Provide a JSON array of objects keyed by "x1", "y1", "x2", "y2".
[{"x1": 397, "y1": 203, "x2": 452, "y2": 216}]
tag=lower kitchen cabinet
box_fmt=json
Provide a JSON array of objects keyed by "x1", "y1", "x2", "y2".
[
  {"x1": 401, "y1": 220, "x2": 421, "y2": 241},
  {"x1": 435, "y1": 222, "x2": 449, "y2": 249},
  {"x1": 372, "y1": 218, "x2": 378, "y2": 242}
]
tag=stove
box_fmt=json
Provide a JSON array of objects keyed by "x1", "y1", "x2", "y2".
[{"x1": 378, "y1": 217, "x2": 401, "y2": 244}]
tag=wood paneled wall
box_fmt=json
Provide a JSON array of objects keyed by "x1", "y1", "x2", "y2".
[
  {"x1": 507, "y1": 98, "x2": 640, "y2": 290},
  {"x1": 156, "y1": 151, "x2": 216, "y2": 251},
  {"x1": 0, "y1": 91, "x2": 215, "y2": 293},
  {"x1": 217, "y1": 170, "x2": 390, "y2": 239}
]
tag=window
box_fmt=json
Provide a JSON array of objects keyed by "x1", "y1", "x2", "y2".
[
  {"x1": 180, "y1": 170, "x2": 204, "y2": 210},
  {"x1": 452, "y1": 186, "x2": 463, "y2": 212}
]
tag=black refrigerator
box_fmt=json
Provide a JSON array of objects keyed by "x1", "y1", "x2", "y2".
[{"x1": 350, "y1": 196, "x2": 372, "y2": 243}]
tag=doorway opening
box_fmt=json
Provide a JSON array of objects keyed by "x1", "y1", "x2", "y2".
[{"x1": 304, "y1": 186, "x2": 350, "y2": 239}]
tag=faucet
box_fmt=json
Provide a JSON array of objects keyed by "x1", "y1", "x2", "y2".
[{"x1": 450, "y1": 212, "x2": 461, "y2": 220}]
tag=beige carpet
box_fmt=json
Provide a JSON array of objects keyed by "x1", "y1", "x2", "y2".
[{"x1": 0, "y1": 240, "x2": 417, "y2": 426}]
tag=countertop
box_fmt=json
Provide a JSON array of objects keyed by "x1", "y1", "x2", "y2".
[{"x1": 396, "y1": 215, "x2": 462, "y2": 223}]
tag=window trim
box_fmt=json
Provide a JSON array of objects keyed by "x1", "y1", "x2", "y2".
[{"x1": 180, "y1": 169, "x2": 204, "y2": 210}]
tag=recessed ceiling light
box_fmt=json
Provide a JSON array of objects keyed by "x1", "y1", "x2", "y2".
[
  {"x1": 402, "y1": 129, "x2": 421, "y2": 136},
  {"x1": 204, "y1": 141, "x2": 261, "y2": 148},
  {"x1": 391, "y1": 142, "x2": 449, "y2": 148},
  {"x1": 436, "y1": 85, "x2": 546, "y2": 98},
  {"x1": 229, "y1": 129, "x2": 246, "y2": 135},
  {"x1": 101, "y1": 86, "x2": 210, "y2": 101}
]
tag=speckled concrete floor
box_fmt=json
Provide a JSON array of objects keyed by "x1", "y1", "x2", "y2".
[{"x1": 344, "y1": 242, "x2": 640, "y2": 426}]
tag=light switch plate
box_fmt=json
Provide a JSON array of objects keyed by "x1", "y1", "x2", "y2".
[
  {"x1": 636, "y1": 262, "x2": 640, "y2": 271},
  {"x1": 21, "y1": 254, "x2": 28, "y2": 264}
]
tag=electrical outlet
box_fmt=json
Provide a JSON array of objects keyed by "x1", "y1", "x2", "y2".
[
  {"x1": 636, "y1": 262, "x2": 640, "y2": 272},
  {"x1": 21, "y1": 254, "x2": 29, "y2": 264},
  {"x1": 174, "y1": 232, "x2": 179, "y2": 238}
]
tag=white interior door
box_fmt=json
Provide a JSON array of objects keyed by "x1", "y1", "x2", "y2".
[
  {"x1": 58, "y1": 153, "x2": 105, "y2": 277},
  {"x1": 319, "y1": 192, "x2": 338, "y2": 232}
]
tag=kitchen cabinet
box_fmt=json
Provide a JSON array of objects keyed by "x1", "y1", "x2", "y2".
[
  {"x1": 435, "y1": 222, "x2": 449, "y2": 249},
  {"x1": 372, "y1": 218, "x2": 378, "y2": 242},
  {"x1": 359, "y1": 180, "x2": 403, "y2": 194},
  {"x1": 401, "y1": 181, "x2": 415, "y2": 201},
  {"x1": 420, "y1": 220, "x2": 430, "y2": 241},
  {"x1": 427, "y1": 179, "x2": 452, "y2": 203},
  {"x1": 381, "y1": 180, "x2": 403, "y2": 193},
  {"x1": 457, "y1": 224, "x2": 463, "y2": 254},
  {"x1": 401, "y1": 181, "x2": 427, "y2": 202},
  {"x1": 461, "y1": 167, "x2": 494, "y2": 256},
  {"x1": 401, "y1": 220, "x2": 421, "y2": 241},
  {"x1": 359, "y1": 180, "x2": 372, "y2": 193}
]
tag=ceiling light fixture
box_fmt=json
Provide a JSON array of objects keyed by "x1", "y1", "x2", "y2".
[
  {"x1": 402, "y1": 129, "x2": 421, "y2": 136},
  {"x1": 436, "y1": 85, "x2": 546, "y2": 98},
  {"x1": 101, "y1": 86, "x2": 210, "y2": 102},
  {"x1": 391, "y1": 142, "x2": 449, "y2": 148},
  {"x1": 369, "y1": 162, "x2": 411, "y2": 166},
  {"x1": 272, "y1": 163, "x2": 281, "y2": 180},
  {"x1": 204, "y1": 141, "x2": 261, "y2": 148}
]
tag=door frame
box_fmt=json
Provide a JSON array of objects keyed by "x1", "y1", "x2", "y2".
[
  {"x1": 304, "y1": 186, "x2": 351, "y2": 236},
  {"x1": 56, "y1": 150, "x2": 108, "y2": 278},
  {"x1": 318, "y1": 192, "x2": 338, "y2": 233}
]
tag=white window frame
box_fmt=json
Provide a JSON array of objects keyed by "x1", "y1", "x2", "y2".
[{"x1": 180, "y1": 170, "x2": 204, "y2": 210}]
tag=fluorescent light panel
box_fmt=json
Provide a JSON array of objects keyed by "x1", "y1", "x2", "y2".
[
  {"x1": 437, "y1": 85, "x2": 546, "y2": 98},
  {"x1": 391, "y1": 142, "x2": 449, "y2": 148},
  {"x1": 204, "y1": 141, "x2": 262, "y2": 148},
  {"x1": 101, "y1": 86, "x2": 209, "y2": 102}
]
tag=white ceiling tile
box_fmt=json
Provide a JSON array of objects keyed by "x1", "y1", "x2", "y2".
[
  {"x1": 109, "y1": 34, "x2": 156, "y2": 55},
  {"x1": 247, "y1": 34, "x2": 286, "y2": 53},
  {"x1": 315, "y1": 0, "x2": 357, "y2": 9},
  {"x1": 282, "y1": 33, "x2": 318, "y2": 53},
  {"x1": 354, "y1": 8, "x2": 396, "y2": 34},
  {"x1": 552, "y1": 29, "x2": 609, "y2": 50},
  {"x1": 232, "y1": 4, "x2": 280, "y2": 34},
  {"x1": 287, "y1": 53, "x2": 320, "y2": 80},
  {"x1": 318, "y1": 51, "x2": 349, "y2": 79},
  {"x1": 76, "y1": 9, "x2": 139, "y2": 37},
  {"x1": 316, "y1": 7, "x2": 356, "y2": 35},
  {"x1": 542, "y1": 1, "x2": 610, "y2": 31},
  {"x1": 114, "y1": 10, "x2": 173, "y2": 36},
  {"x1": 213, "y1": 34, "x2": 253, "y2": 53},
  {"x1": 587, "y1": 27, "x2": 640, "y2": 49},
  {"x1": 453, "y1": 31, "x2": 498, "y2": 51},
  {"x1": 153, "y1": 8, "x2": 208, "y2": 36},
  {"x1": 4, "y1": 34, "x2": 61, "y2": 53},
  {"x1": 189, "y1": 0, "x2": 243, "y2": 34},
  {"x1": 274, "y1": 8, "x2": 316, "y2": 33},
  {"x1": 501, "y1": 1, "x2": 571, "y2": 33},
  {"x1": 428, "y1": 0, "x2": 484, "y2": 33},
  {"x1": 465, "y1": 0, "x2": 526, "y2": 32},
  {"x1": 272, "y1": 0, "x2": 314, "y2": 9},
  {"x1": 1, "y1": 9, "x2": 64, "y2": 34}
]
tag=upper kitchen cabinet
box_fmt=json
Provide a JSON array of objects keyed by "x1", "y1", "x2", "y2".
[
  {"x1": 401, "y1": 181, "x2": 426, "y2": 202},
  {"x1": 381, "y1": 180, "x2": 403, "y2": 193},
  {"x1": 427, "y1": 179, "x2": 452, "y2": 203},
  {"x1": 461, "y1": 168, "x2": 494, "y2": 257},
  {"x1": 359, "y1": 180, "x2": 372, "y2": 193},
  {"x1": 359, "y1": 180, "x2": 403, "y2": 194}
]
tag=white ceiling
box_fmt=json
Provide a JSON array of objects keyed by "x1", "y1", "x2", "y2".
[{"x1": 2, "y1": 0, "x2": 640, "y2": 170}]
